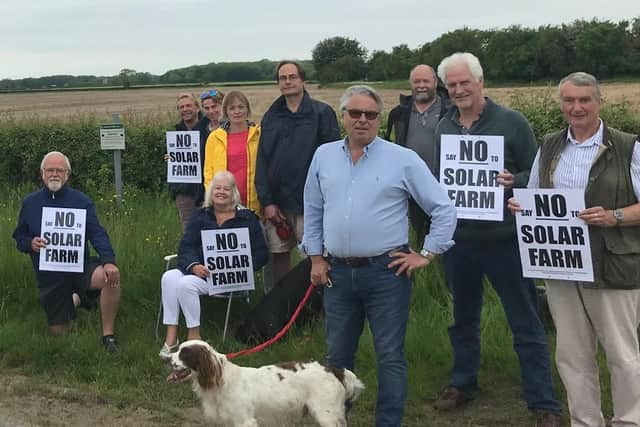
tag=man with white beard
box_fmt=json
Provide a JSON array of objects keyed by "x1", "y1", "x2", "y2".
[
  {"x1": 385, "y1": 64, "x2": 451, "y2": 243},
  {"x1": 13, "y1": 151, "x2": 122, "y2": 352}
]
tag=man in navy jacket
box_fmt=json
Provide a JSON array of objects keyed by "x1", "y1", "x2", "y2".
[{"x1": 13, "y1": 151, "x2": 121, "y2": 352}]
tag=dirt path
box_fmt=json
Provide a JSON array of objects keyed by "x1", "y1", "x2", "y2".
[{"x1": 0, "y1": 374, "x2": 205, "y2": 427}]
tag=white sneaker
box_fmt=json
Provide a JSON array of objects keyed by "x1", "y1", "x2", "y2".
[{"x1": 159, "y1": 341, "x2": 179, "y2": 360}]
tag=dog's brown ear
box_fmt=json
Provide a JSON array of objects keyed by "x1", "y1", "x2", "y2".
[{"x1": 180, "y1": 344, "x2": 223, "y2": 390}]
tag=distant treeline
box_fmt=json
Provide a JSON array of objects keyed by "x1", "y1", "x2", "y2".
[
  {"x1": 0, "y1": 59, "x2": 315, "y2": 91},
  {"x1": 316, "y1": 18, "x2": 640, "y2": 83},
  {"x1": 2, "y1": 18, "x2": 639, "y2": 91}
]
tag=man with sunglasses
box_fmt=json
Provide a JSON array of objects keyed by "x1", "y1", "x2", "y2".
[
  {"x1": 13, "y1": 151, "x2": 121, "y2": 352},
  {"x1": 170, "y1": 93, "x2": 205, "y2": 229},
  {"x1": 385, "y1": 64, "x2": 451, "y2": 245},
  {"x1": 302, "y1": 85, "x2": 456, "y2": 426},
  {"x1": 256, "y1": 60, "x2": 340, "y2": 292}
]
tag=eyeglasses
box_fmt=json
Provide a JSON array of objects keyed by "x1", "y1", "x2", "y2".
[
  {"x1": 278, "y1": 74, "x2": 299, "y2": 82},
  {"x1": 43, "y1": 168, "x2": 67, "y2": 175},
  {"x1": 200, "y1": 89, "x2": 219, "y2": 99},
  {"x1": 346, "y1": 109, "x2": 380, "y2": 120}
]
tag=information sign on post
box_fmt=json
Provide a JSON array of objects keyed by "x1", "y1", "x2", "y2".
[
  {"x1": 100, "y1": 123, "x2": 125, "y2": 150},
  {"x1": 99, "y1": 113, "x2": 124, "y2": 204}
]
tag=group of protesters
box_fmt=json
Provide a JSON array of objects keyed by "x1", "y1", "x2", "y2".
[{"x1": 12, "y1": 51, "x2": 640, "y2": 427}]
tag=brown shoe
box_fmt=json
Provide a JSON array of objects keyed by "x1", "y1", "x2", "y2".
[
  {"x1": 536, "y1": 411, "x2": 561, "y2": 427},
  {"x1": 433, "y1": 386, "x2": 473, "y2": 411}
]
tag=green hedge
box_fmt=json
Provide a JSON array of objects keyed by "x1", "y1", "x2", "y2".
[
  {"x1": 0, "y1": 113, "x2": 174, "y2": 194},
  {"x1": 1, "y1": 100, "x2": 638, "y2": 192}
]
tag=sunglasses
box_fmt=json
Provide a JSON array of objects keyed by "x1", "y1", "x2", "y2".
[
  {"x1": 346, "y1": 109, "x2": 380, "y2": 120},
  {"x1": 199, "y1": 89, "x2": 219, "y2": 99}
]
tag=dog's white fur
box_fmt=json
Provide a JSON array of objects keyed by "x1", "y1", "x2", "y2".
[{"x1": 166, "y1": 340, "x2": 364, "y2": 427}]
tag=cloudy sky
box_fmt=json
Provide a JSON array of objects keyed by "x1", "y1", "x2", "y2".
[{"x1": 1, "y1": 0, "x2": 637, "y2": 79}]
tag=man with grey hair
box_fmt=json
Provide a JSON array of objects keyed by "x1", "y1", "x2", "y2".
[
  {"x1": 385, "y1": 64, "x2": 451, "y2": 244},
  {"x1": 13, "y1": 151, "x2": 122, "y2": 352},
  {"x1": 302, "y1": 85, "x2": 457, "y2": 426},
  {"x1": 509, "y1": 71, "x2": 640, "y2": 426},
  {"x1": 433, "y1": 52, "x2": 562, "y2": 426}
]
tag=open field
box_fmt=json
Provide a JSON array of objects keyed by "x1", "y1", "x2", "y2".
[{"x1": 1, "y1": 82, "x2": 640, "y2": 121}]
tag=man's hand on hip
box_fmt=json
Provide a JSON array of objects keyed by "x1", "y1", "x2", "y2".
[{"x1": 388, "y1": 249, "x2": 432, "y2": 277}]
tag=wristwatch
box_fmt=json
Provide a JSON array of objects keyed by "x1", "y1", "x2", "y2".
[
  {"x1": 613, "y1": 209, "x2": 624, "y2": 224},
  {"x1": 420, "y1": 249, "x2": 436, "y2": 261}
]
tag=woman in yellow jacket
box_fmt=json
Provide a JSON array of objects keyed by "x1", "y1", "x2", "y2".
[{"x1": 203, "y1": 91, "x2": 261, "y2": 214}]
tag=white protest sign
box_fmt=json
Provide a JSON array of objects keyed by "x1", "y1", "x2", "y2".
[
  {"x1": 514, "y1": 188, "x2": 593, "y2": 282},
  {"x1": 440, "y1": 134, "x2": 504, "y2": 221},
  {"x1": 39, "y1": 207, "x2": 86, "y2": 273},
  {"x1": 201, "y1": 227, "x2": 254, "y2": 295},
  {"x1": 166, "y1": 131, "x2": 202, "y2": 183}
]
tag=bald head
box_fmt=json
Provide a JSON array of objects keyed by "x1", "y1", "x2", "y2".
[
  {"x1": 409, "y1": 64, "x2": 437, "y2": 105},
  {"x1": 409, "y1": 64, "x2": 436, "y2": 82}
]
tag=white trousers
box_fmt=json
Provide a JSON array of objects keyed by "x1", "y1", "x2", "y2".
[
  {"x1": 161, "y1": 268, "x2": 209, "y2": 328},
  {"x1": 546, "y1": 280, "x2": 640, "y2": 427}
]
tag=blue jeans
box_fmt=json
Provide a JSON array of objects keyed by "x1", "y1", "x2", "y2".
[
  {"x1": 325, "y1": 257, "x2": 412, "y2": 427},
  {"x1": 442, "y1": 237, "x2": 562, "y2": 414}
]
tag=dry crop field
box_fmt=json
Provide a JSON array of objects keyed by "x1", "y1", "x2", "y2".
[{"x1": 1, "y1": 82, "x2": 639, "y2": 121}]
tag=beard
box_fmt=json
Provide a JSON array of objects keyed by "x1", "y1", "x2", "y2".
[
  {"x1": 46, "y1": 179, "x2": 62, "y2": 192},
  {"x1": 414, "y1": 89, "x2": 436, "y2": 105}
]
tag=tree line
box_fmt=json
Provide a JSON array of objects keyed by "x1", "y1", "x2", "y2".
[
  {"x1": 314, "y1": 18, "x2": 640, "y2": 83},
  {"x1": 0, "y1": 60, "x2": 314, "y2": 91},
  {"x1": 1, "y1": 18, "x2": 638, "y2": 91}
]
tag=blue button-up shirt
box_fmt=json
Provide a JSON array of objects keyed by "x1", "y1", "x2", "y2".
[{"x1": 302, "y1": 137, "x2": 456, "y2": 257}]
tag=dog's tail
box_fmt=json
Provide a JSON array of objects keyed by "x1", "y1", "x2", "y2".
[{"x1": 341, "y1": 369, "x2": 365, "y2": 403}]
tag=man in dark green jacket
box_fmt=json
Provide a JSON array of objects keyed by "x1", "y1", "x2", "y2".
[
  {"x1": 432, "y1": 52, "x2": 562, "y2": 427},
  {"x1": 509, "y1": 72, "x2": 640, "y2": 427}
]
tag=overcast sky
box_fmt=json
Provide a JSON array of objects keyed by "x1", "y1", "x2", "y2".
[{"x1": 1, "y1": 1, "x2": 637, "y2": 79}]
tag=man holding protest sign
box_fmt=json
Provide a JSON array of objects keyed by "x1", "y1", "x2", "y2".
[
  {"x1": 433, "y1": 52, "x2": 562, "y2": 426},
  {"x1": 13, "y1": 152, "x2": 121, "y2": 352},
  {"x1": 303, "y1": 85, "x2": 456, "y2": 426},
  {"x1": 169, "y1": 93, "x2": 205, "y2": 230},
  {"x1": 509, "y1": 72, "x2": 640, "y2": 427}
]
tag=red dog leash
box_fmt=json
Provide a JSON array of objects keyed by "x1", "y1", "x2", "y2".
[{"x1": 226, "y1": 282, "x2": 317, "y2": 360}]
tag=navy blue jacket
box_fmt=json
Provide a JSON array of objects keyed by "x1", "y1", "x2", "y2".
[
  {"x1": 13, "y1": 186, "x2": 116, "y2": 285},
  {"x1": 177, "y1": 207, "x2": 268, "y2": 275},
  {"x1": 255, "y1": 91, "x2": 340, "y2": 214}
]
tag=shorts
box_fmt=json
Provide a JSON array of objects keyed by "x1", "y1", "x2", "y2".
[
  {"x1": 263, "y1": 213, "x2": 304, "y2": 253},
  {"x1": 38, "y1": 258, "x2": 102, "y2": 326}
]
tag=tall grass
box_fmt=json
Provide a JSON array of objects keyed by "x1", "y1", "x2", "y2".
[
  {"x1": 3, "y1": 93, "x2": 636, "y2": 424},
  {"x1": 0, "y1": 184, "x2": 575, "y2": 426}
]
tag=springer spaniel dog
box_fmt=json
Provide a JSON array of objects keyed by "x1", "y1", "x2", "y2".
[{"x1": 166, "y1": 340, "x2": 364, "y2": 427}]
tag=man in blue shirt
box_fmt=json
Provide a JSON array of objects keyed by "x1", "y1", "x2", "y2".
[{"x1": 302, "y1": 85, "x2": 456, "y2": 426}]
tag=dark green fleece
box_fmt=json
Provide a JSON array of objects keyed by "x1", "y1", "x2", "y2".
[{"x1": 435, "y1": 97, "x2": 538, "y2": 240}]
